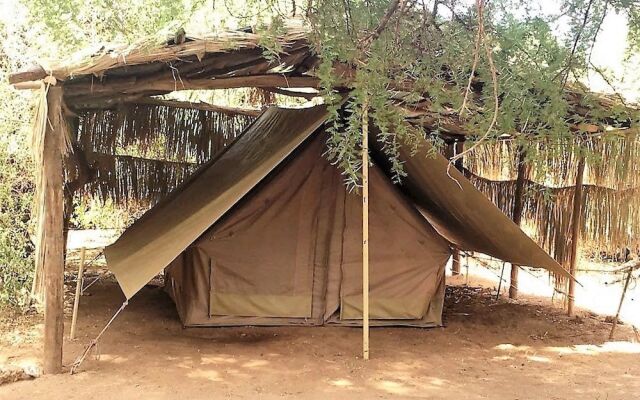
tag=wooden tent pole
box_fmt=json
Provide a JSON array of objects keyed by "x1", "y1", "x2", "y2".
[
  {"x1": 567, "y1": 155, "x2": 586, "y2": 316},
  {"x1": 41, "y1": 86, "x2": 66, "y2": 374},
  {"x1": 70, "y1": 247, "x2": 86, "y2": 340},
  {"x1": 509, "y1": 146, "x2": 527, "y2": 299},
  {"x1": 362, "y1": 103, "x2": 370, "y2": 361}
]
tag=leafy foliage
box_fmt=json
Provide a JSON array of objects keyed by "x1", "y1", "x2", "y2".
[
  {"x1": 0, "y1": 29, "x2": 35, "y2": 306},
  {"x1": 241, "y1": 0, "x2": 640, "y2": 185},
  {"x1": 0, "y1": 138, "x2": 34, "y2": 307}
]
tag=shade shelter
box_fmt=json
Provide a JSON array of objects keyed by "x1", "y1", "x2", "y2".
[{"x1": 13, "y1": 20, "x2": 627, "y2": 373}]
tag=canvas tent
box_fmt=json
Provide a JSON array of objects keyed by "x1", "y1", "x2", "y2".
[{"x1": 104, "y1": 105, "x2": 568, "y2": 327}]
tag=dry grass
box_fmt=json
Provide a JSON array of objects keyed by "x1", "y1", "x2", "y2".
[
  {"x1": 74, "y1": 102, "x2": 255, "y2": 204},
  {"x1": 38, "y1": 20, "x2": 308, "y2": 82}
]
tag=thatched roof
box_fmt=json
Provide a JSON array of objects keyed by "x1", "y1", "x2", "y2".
[
  {"x1": 11, "y1": 19, "x2": 637, "y2": 140},
  {"x1": 10, "y1": 20, "x2": 319, "y2": 109}
]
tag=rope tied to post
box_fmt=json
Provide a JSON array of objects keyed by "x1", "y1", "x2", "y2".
[{"x1": 69, "y1": 300, "x2": 128, "y2": 374}]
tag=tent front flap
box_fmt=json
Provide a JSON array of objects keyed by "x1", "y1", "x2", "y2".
[{"x1": 104, "y1": 106, "x2": 329, "y2": 299}]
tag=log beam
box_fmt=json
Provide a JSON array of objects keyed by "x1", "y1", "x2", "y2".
[
  {"x1": 63, "y1": 74, "x2": 322, "y2": 98},
  {"x1": 130, "y1": 98, "x2": 262, "y2": 117},
  {"x1": 39, "y1": 86, "x2": 66, "y2": 374},
  {"x1": 567, "y1": 155, "x2": 586, "y2": 316},
  {"x1": 8, "y1": 64, "x2": 46, "y2": 84},
  {"x1": 263, "y1": 87, "x2": 320, "y2": 100}
]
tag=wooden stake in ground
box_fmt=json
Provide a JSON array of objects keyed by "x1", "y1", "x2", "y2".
[
  {"x1": 510, "y1": 146, "x2": 527, "y2": 299},
  {"x1": 70, "y1": 247, "x2": 86, "y2": 340},
  {"x1": 39, "y1": 86, "x2": 66, "y2": 374},
  {"x1": 567, "y1": 155, "x2": 586, "y2": 316},
  {"x1": 362, "y1": 104, "x2": 370, "y2": 361},
  {"x1": 609, "y1": 269, "x2": 633, "y2": 340}
]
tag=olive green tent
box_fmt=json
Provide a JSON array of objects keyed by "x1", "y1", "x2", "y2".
[{"x1": 105, "y1": 105, "x2": 568, "y2": 327}]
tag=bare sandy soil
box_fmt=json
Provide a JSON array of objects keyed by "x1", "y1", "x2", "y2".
[{"x1": 1, "y1": 273, "x2": 639, "y2": 400}]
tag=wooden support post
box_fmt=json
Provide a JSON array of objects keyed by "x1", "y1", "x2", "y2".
[
  {"x1": 39, "y1": 86, "x2": 66, "y2": 374},
  {"x1": 70, "y1": 247, "x2": 86, "y2": 340},
  {"x1": 510, "y1": 146, "x2": 527, "y2": 299},
  {"x1": 362, "y1": 104, "x2": 370, "y2": 361},
  {"x1": 452, "y1": 250, "x2": 461, "y2": 276},
  {"x1": 567, "y1": 155, "x2": 586, "y2": 316},
  {"x1": 496, "y1": 262, "x2": 506, "y2": 301},
  {"x1": 454, "y1": 141, "x2": 464, "y2": 171},
  {"x1": 451, "y1": 141, "x2": 464, "y2": 275}
]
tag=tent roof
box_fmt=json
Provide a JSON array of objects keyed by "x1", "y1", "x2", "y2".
[{"x1": 105, "y1": 105, "x2": 569, "y2": 300}]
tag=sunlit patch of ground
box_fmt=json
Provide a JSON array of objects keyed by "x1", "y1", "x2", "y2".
[{"x1": 0, "y1": 230, "x2": 638, "y2": 399}]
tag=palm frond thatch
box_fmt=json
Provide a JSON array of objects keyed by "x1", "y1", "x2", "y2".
[
  {"x1": 466, "y1": 171, "x2": 640, "y2": 266},
  {"x1": 84, "y1": 153, "x2": 197, "y2": 205},
  {"x1": 465, "y1": 132, "x2": 640, "y2": 190},
  {"x1": 71, "y1": 101, "x2": 256, "y2": 206},
  {"x1": 76, "y1": 102, "x2": 255, "y2": 164}
]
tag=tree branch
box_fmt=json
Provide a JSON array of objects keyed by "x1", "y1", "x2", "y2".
[
  {"x1": 360, "y1": 0, "x2": 404, "y2": 50},
  {"x1": 558, "y1": 0, "x2": 596, "y2": 87}
]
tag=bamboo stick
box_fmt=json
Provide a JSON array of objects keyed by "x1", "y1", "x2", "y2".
[
  {"x1": 70, "y1": 247, "x2": 86, "y2": 340},
  {"x1": 496, "y1": 262, "x2": 506, "y2": 301},
  {"x1": 567, "y1": 155, "x2": 586, "y2": 316},
  {"x1": 452, "y1": 141, "x2": 464, "y2": 275},
  {"x1": 443, "y1": 142, "x2": 463, "y2": 275},
  {"x1": 362, "y1": 103, "x2": 370, "y2": 361},
  {"x1": 73, "y1": 97, "x2": 263, "y2": 117},
  {"x1": 609, "y1": 269, "x2": 633, "y2": 340}
]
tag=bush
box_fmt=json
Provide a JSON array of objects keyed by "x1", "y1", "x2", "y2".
[
  {"x1": 0, "y1": 32, "x2": 36, "y2": 308},
  {"x1": 0, "y1": 137, "x2": 34, "y2": 308}
]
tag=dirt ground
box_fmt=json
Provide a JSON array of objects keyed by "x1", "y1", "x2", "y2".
[{"x1": 1, "y1": 272, "x2": 639, "y2": 400}]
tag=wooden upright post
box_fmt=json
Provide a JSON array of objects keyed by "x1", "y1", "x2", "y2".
[
  {"x1": 454, "y1": 141, "x2": 464, "y2": 171},
  {"x1": 509, "y1": 146, "x2": 527, "y2": 299},
  {"x1": 362, "y1": 104, "x2": 370, "y2": 361},
  {"x1": 39, "y1": 86, "x2": 66, "y2": 374},
  {"x1": 567, "y1": 155, "x2": 586, "y2": 316},
  {"x1": 451, "y1": 141, "x2": 464, "y2": 275}
]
